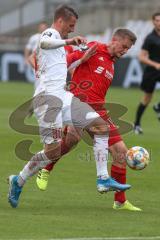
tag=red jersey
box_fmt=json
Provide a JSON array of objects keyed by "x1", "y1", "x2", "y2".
[
  {"x1": 64, "y1": 45, "x2": 74, "y2": 55},
  {"x1": 67, "y1": 41, "x2": 115, "y2": 104},
  {"x1": 67, "y1": 42, "x2": 122, "y2": 145}
]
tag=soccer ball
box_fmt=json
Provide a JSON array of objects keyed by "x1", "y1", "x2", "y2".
[{"x1": 126, "y1": 146, "x2": 149, "y2": 170}]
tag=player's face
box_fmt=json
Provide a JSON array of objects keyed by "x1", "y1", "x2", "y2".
[
  {"x1": 38, "y1": 23, "x2": 48, "y2": 33},
  {"x1": 60, "y1": 16, "x2": 77, "y2": 38},
  {"x1": 111, "y1": 37, "x2": 133, "y2": 58},
  {"x1": 153, "y1": 16, "x2": 160, "y2": 32}
]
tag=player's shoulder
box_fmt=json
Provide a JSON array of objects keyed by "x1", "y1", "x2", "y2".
[
  {"x1": 29, "y1": 33, "x2": 40, "y2": 41},
  {"x1": 88, "y1": 41, "x2": 106, "y2": 51},
  {"x1": 88, "y1": 41, "x2": 99, "y2": 46},
  {"x1": 87, "y1": 41, "x2": 105, "y2": 50},
  {"x1": 42, "y1": 28, "x2": 60, "y2": 39},
  {"x1": 144, "y1": 30, "x2": 156, "y2": 41}
]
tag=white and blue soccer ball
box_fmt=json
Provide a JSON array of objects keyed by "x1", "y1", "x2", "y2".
[{"x1": 126, "y1": 146, "x2": 149, "y2": 170}]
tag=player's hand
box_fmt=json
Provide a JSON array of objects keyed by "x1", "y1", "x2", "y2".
[
  {"x1": 81, "y1": 43, "x2": 98, "y2": 63},
  {"x1": 66, "y1": 36, "x2": 87, "y2": 46}
]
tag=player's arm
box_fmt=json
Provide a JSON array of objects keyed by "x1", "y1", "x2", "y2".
[
  {"x1": 24, "y1": 48, "x2": 31, "y2": 65},
  {"x1": 40, "y1": 33, "x2": 87, "y2": 49},
  {"x1": 28, "y1": 52, "x2": 36, "y2": 69},
  {"x1": 24, "y1": 36, "x2": 34, "y2": 65},
  {"x1": 139, "y1": 49, "x2": 160, "y2": 70},
  {"x1": 67, "y1": 43, "x2": 98, "y2": 70}
]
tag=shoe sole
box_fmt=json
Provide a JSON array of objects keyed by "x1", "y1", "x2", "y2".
[
  {"x1": 97, "y1": 186, "x2": 110, "y2": 194},
  {"x1": 7, "y1": 175, "x2": 18, "y2": 208},
  {"x1": 97, "y1": 184, "x2": 131, "y2": 193},
  {"x1": 134, "y1": 130, "x2": 143, "y2": 135},
  {"x1": 97, "y1": 185, "x2": 122, "y2": 193},
  {"x1": 7, "y1": 175, "x2": 14, "y2": 196},
  {"x1": 113, "y1": 206, "x2": 142, "y2": 211}
]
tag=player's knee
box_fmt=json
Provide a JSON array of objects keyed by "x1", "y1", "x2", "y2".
[
  {"x1": 44, "y1": 142, "x2": 61, "y2": 161},
  {"x1": 66, "y1": 126, "x2": 82, "y2": 145},
  {"x1": 66, "y1": 133, "x2": 80, "y2": 146},
  {"x1": 89, "y1": 124, "x2": 108, "y2": 135},
  {"x1": 142, "y1": 93, "x2": 152, "y2": 105}
]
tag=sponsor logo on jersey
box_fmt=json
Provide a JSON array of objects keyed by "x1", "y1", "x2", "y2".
[
  {"x1": 98, "y1": 57, "x2": 104, "y2": 61},
  {"x1": 105, "y1": 69, "x2": 113, "y2": 80},
  {"x1": 94, "y1": 66, "x2": 104, "y2": 74},
  {"x1": 43, "y1": 31, "x2": 52, "y2": 37}
]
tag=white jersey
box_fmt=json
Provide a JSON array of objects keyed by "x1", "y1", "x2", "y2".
[
  {"x1": 26, "y1": 33, "x2": 41, "y2": 52},
  {"x1": 32, "y1": 28, "x2": 100, "y2": 142},
  {"x1": 34, "y1": 28, "x2": 67, "y2": 98}
]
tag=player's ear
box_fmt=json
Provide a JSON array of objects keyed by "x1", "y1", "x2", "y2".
[
  {"x1": 112, "y1": 36, "x2": 117, "y2": 42},
  {"x1": 58, "y1": 17, "x2": 64, "y2": 25}
]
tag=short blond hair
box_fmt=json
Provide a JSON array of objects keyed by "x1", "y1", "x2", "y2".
[{"x1": 113, "y1": 28, "x2": 137, "y2": 45}]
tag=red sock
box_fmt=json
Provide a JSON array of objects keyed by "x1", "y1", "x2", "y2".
[
  {"x1": 44, "y1": 138, "x2": 72, "y2": 172},
  {"x1": 111, "y1": 165, "x2": 126, "y2": 203},
  {"x1": 45, "y1": 162, "x2": 54, "y2": 171}
]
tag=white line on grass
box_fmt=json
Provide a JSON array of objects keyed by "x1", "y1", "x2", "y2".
[
  {"x1": 50, "y1": 237, "x2": 160, "y2": 240},
  {"x1": 5, "y1": 237, "x2": 160, "y2": 240}
]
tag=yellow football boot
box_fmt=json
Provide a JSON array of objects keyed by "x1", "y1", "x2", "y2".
[
  {"x1": 36, "y1": 169, "x2": 50, "y2": 191},
  {"x1": 113, "y1": 200, "x2": 142, "y2": 211}
]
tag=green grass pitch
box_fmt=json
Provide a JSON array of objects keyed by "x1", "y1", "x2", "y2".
[{"x1": 0, "y1": 82, "x2": 160, "y2": 240}]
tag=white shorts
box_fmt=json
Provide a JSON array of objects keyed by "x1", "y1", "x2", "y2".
[{"x1": 33, "y1": 91, "x2": 100, "y2": 144}]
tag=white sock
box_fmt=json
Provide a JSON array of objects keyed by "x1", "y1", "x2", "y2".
[
  {"x1": 18, "y1": 150, "x2": 52, "y2": 186},
  {"x1": 93, "y1": 135, "x2": 109, "y2": 179}
]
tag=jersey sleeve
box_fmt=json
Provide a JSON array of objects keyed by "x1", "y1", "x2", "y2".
[
  {"x1": 26, "y1": 35, "x2": 35, "y2": 51},
  {"x1": 67, "y1": 50, "x2": 83, "y2": 67},
  {"x1": 142, "y1": 35, "x2": 151, "y2": 51},
  {"x1": 41, "y1": 29, "x2": 56, "y2": 40},
  {"x1": 40, "y1": 29, "x2": 66, "y2": 49}
]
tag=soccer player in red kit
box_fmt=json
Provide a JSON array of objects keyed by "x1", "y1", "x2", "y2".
[{"x1": 37, "y1": 28, "x2": 141, "y2": 211}]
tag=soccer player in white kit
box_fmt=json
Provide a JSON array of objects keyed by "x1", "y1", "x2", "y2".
[
  {"x1": 24, "y1": 22, "x2": 48, "y2": 88},
  {"x1": 8, "y1": 5, "x2": 131, "y2": 208},
  {"x1": 24, "y1": 22, "x2": 48, "y2": 65}
]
